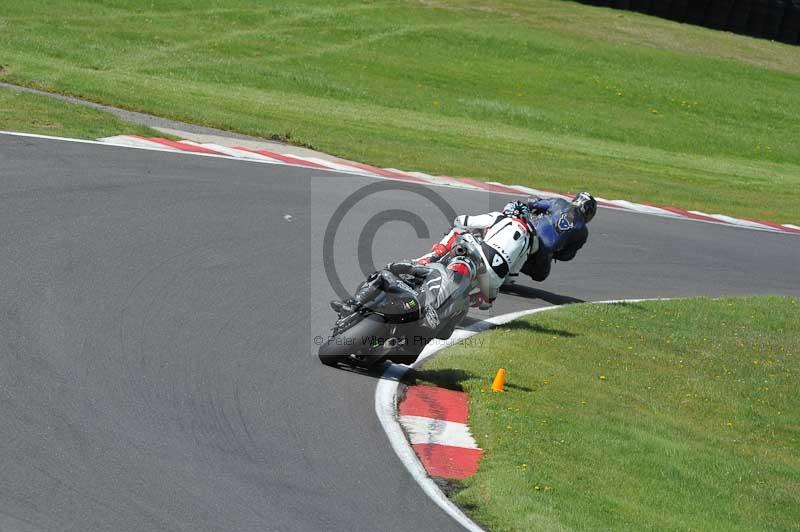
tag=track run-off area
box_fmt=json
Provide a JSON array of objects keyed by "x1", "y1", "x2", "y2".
[{"x1": 0, "y1": 133, "x2": 798, "y2": 531}]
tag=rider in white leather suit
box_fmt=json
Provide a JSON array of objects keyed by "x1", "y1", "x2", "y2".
[
  {"x1": 415, "y1": 200, "x2": 538, "y2": 310},
  {"x1": 330, "y1": 201, "x2": 539, "y2": 316}
]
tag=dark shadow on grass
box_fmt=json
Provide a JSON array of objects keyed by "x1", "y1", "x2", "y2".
[
  {"x1": 505, "y1": 382, "x2": 534, "y2": 392},
  {"x1": 500, "y1": 319, "x2": 578, "y2": 338},
  {"x1": 318, "y1": 360, "x2": 477, "y2": 389},
  {"x1": 405, "y1": 367, "x2": 534, "y2": 393},
  {"x1": 608, "y1": 301, "x2": 647, "y2": 311},
  {"x1": 458, "y1": 316, "x2": 578, "y2": 338},
  {"x1": 435, "y1": 477, "x2": 470, "y2": 498},
  {"x1": 499, "y1": 283, "x2": 585, "y2": 305},
  {"x1": 404, "y1": 367, "x2": 475, "y2": 391}
]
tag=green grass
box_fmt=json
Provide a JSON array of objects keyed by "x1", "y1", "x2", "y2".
[
  {"x1": 0, "y1": 87, "x2": 165, "y2": 139},
  {"x1": 1, "y1": 1, "x2": 799, "y2": 222},
  {"x1": 411, "y1": 297, "x2": 800, "y2": 531}
]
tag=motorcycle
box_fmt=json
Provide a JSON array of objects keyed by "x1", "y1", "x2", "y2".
[{"x1": 318, "y1": 234, "x2": 485, "y2": 368}]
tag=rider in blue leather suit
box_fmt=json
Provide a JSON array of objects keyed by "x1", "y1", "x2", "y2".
[{"x1": 519, "y1": 192, "x2": 597, "y2": 283}]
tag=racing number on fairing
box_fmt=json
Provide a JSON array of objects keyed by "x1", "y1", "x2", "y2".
[{"x1": 481, "y1": 242, "x2": 509, "y2": 278}]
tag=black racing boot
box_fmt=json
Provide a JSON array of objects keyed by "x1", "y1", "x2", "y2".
[{"x1": 330, "y1": 272, "x2": 383, "y2": 317}]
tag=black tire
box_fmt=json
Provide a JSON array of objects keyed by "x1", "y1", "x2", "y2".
[{"x1": 318, "y1": 315, "x2": 387, "y2": 367}]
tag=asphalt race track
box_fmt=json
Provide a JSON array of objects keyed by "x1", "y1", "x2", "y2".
[{"x1": 1, "y1": 134, "x2": 797, "y2": 532}]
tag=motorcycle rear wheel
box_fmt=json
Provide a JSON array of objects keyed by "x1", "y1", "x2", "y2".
[{"x1": 318, "y1": 314, "x2": 388, "y2": 367}]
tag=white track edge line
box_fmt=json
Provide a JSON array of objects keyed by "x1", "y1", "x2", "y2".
[
  {"x1": 3, "y1": 131, "x2": 796, "y2": 235},
  {"x1": 375, "y1": 297, "x2": 671, "y2": 531},
  {"x1": 0, "y1": 130, "x2": 373, "y2": 178}
]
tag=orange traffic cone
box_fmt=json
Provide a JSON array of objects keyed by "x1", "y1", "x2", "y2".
[{"x1": 491, "y1": 368, "x2": 506, "y2": 392}]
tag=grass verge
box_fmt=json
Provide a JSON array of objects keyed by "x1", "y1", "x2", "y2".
[
  {"x1": 410, "y1": 296, "x2": 800, "y2": 531},
  {"x1": 0, "y1": 87, "x2": 164, "y2": 139},
  {"x1": 1, "y1": 1, "x2": 799, "y2": 222}
]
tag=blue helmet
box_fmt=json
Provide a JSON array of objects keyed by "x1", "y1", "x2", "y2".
[{"x1": 503, "y1": 200, "x2": 530, "y2": 219}]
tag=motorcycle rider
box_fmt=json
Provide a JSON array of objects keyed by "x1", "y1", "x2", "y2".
[
  {"x1": 518, "y1": 192, "x2": 596, "y2": 283},
  {"x1": 328, "y1": 193, "x2": 596, "y2": 337},
  {"x1": 330, "y1": 200, "x2": 538, "y2": 315},
  {"x1": 329, "y1": 251, "x2": 478, "y2": 317},
  {"x1": 413, "y1": 199, "x2": 539, "y2": 310}
]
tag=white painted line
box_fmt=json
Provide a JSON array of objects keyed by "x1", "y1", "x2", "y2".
[
  {"x1": 486, "y1": 181, "x2": 528, "y2": 192},
  {"x1": 399, "y1": 416, "x2": 479, "y2": 449},
  {"x1": 2, "y1": 131, "x2": 379, "y2": 178},
  {"x1": 375, "y1": 364, "x2": 484, "y2": 532},
  {"x1": 388, "y1": 169, "x2": 436, "y2": 180},
  {"x1": 179, "y1": 141, "x2": 283, "y2": 162},
  {"x1": 98, "y1": 135, "x2": 180, "y2": 151},
  {"x1": 382, "y1": 168, "x2": 432, "y2": 180},
  {"x1": 0, "y1": 130, "x2": 433, "y2": 183},
  {"x1": 593, "y1": 198, "x2": 628, "y2": 210},
  {"x1": 701, "y1": 213, "x2": 777, "y2": 230},
  {"x1": 294, "y1": 156, "x2": 376, "y2": 175},
  {"x1": 421, "y1": 175, "x2": 484, "y2": 189},
  {"x1": 4, "y1": 131, "x2": 796, "y2": 236},
  {"x1": 609, "y1": 200, "x2": 680, "y2": 217},
  {"x1": 505, "y1": 184, "x2": 571, "y2": 199},
  {"x1": 687, "y1": 211, "x2": 791, "y2": 233},
  {"x1": 391, "y1": 171, "x2": 443, "y2": 186},
  {"x1": 376, "y1": 298, "x2": 674, "y2": 532},
  {"x1": 689, "y1": 210, "x2": 710, "y2": 215}
]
